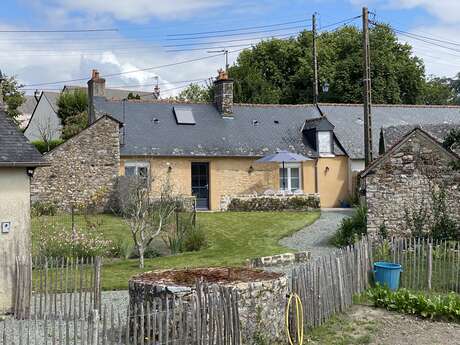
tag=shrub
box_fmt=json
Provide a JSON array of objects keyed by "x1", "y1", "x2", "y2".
[
  {"x1": 332, "y1": 205, "x2": 367, "y2": 247},
  {"x1": 33, "y1": 222, "x2": 114, "y2": 258},
  {"x1": 227, "y1": 195, "x2": 320, "y2": 211},
  {"x1": 184, "y1": 225, "x2": 207, "y2": 252},
  {"x1": 367, "y1": 285, "x2": 460, "y2": 322},
  {"x1": 32, "y1": 201, "x2": 58, "y2": 216},
  {"x1": 31, "y1": 139, "x2": 64, "y2": 153}
]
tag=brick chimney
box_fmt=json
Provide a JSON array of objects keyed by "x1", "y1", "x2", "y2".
[
  {"x1": 87, "y1": 69, "x2": 106, "y2": 124},
  {"x1": 213, "y1": 69, "x2": 233, "y2": 116}
]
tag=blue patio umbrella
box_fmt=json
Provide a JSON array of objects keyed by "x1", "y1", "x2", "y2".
[{"x1": 255, "y1": 150, "x2": 312, "y2": 190}]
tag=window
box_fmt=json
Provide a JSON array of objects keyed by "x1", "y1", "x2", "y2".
[
  {"x1": 317, "y1": 131, "x2": 333, "y2": 156},
  {"x1": 279, "y1": 163, "x2": 302, "y2": 191},
  {"x1": 124, "y1": 162, "x2": 149, "y2": 179}
]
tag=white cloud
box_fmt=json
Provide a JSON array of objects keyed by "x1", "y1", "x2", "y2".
[
  {"x1": 387, "y1": 0, "x2": 460, "y2": 24},
  {"x1": 42, "y1": 0, "x2": 226, "y2": 23}
]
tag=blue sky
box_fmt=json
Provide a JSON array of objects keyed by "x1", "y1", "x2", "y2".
[{"x1": 1, "y1": 0, "x2": 459, "y2": 95}]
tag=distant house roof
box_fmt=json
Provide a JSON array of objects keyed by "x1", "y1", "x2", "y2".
[
  {"x1": 17, "y1": 95, "x2": 38, "y2": 128},
  {"x1": 64, "y1": 85, "x2": 158, "y2": 101},
  {"x1": 95, "y1": 98, "x2": 346, "y2": 157},
  {"x1": 23, "y1": 91, "x2": 61, "y2": 133},
  {"x1": 318, "y1": 103, "x2": 460, "y2": 159},
  {"x1": 0, "y1": 110, "x2": 47, "y2": 167},
  {"x1": 361, "y1": 127, "x2": 460, "y2": 178},
  {"x1": 381, "y1": 123, "x2": 460, "y2": 152}
]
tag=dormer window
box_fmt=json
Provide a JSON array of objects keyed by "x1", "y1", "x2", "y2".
[{"x1": 317, "y1": 131, "x2": 333, "y2": 156}]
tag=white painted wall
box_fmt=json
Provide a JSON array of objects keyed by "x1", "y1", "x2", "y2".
[
  {"x1": 350, "y1": 159, "x2": 365, "y2": 172},
  {"x1": 24, "y1": 95, "x2": 62, "y2": 142},
  {"x1": 0, "y1": 167, "x2": 31, "y2": 314}
]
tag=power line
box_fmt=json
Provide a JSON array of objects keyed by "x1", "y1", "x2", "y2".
[
  {"x1": 319, "y1": 15, "x2": 362, "y2": 30},
  {"x1": 167, "y1": 18, "x2": 310, "y2": 37},
  {"x1": 0, "y1": 28, "x2": 117, "y2": 33},
  {"x1": 20, "y1": 53, "x2": 226, "y2": 87},
  {"x1": 165, "y1": 26, "x2": 306, "y2": 41}
]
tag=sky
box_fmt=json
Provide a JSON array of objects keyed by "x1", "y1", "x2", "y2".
[{"x1": 1, "y1": 0, "x2": 460, "y2": 96}]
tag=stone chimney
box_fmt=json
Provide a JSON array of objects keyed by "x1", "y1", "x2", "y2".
[
  {"x1": 213, "y1": 69, "x2": 233, "y2": 116},
  {"x1": 153, "y1": 85, "x2": 160, "y2": 99},
  {"x1": 87, "y1": 69, "x2": 106, "y2": 124}
]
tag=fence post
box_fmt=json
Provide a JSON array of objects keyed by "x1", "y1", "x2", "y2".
[
  {"x1": 428, "y1": 244, "x2": 433, "y2": 290},
  {"x1": 91, "y1": 309, "x2": 99, "y2": 345},
  {"x1": 93, "y1": 257, "x2": 102, "y2": 313}
]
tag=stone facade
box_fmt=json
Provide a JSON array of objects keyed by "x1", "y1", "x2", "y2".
[
  {"x1": 248, "y1": 251, "x2": 311, "y2": 268},
  {"x1": 214, "y1": 78, "x2": 233, "y2": 116},
  {"x1": 362, "y1": 129, "x2": 460, "y2": 236},
  {"x1": 31, "y1": 116, "x2": 120, "y2": 211}
]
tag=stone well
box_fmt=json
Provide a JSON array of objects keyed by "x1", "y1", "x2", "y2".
[{"x1": 129, "y1": 267, "x2": 288, "y2": 344}]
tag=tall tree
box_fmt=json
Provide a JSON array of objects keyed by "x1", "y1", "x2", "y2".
[
  {"x1": 0, "y1": 73, "x2": 26, "y2": 124},
  {"x1": 57, "y1": 89, "x2": 88, "y2": 139},
  {"x1": 176, "y1": 83, "x2": 213, "y2": 102},
  {"x1": 229, "y1": 25, "x2": 426, "y2": 104}
]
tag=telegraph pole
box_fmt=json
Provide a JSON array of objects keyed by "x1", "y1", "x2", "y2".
[
  {"x1": 207, "y1": 49, "x2": 229, "y2": 72},
  {"x1": 312, "y1": 13, "x2": 319, "y2": 104},
  {"x1": 362, "y1": 7, "x2": 373, "y2": 166}
]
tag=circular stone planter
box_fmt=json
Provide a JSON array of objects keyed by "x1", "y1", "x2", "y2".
[{"x1": 129, "y1": 267, "x2": 288, "y2": 344}]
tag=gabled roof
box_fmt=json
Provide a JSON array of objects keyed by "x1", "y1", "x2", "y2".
[
  {"x1": 381, "y1": 123, "x2": 460, "y2": 152},
  {"x1": 361, "y1": 127, "x2": 459, "y2": 177},
  {"x1": 302, "y1": 117, "x2": 335, "y2": 131},
  {"x1": 0, "y1": 109, "x2": 47, "y2": 167},
  {"x1": 318, "y1": 103, "x2": 460, "y2": 159},
  {"x1": 23, "y1": 91, "x2": 60, "y2": 132},
  {"x1": 94, "y1": 97, "x2": 346, "y2": 157}
]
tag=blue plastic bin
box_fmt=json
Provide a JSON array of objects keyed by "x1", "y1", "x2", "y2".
[{"x1": 373, "y1": 262, "x2": 402, "y2": 290}]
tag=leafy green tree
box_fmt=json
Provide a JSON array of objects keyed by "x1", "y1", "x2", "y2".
[
  {"x1": 57, "y1": 89, "x2": 88, "y2": 139},
  {"x1": 176, "y1": 83, "x2": 213, "y2": 102},
  {"x1": 127, "y1": 92, "x2": 141, "y2": 100},
  {"x1": 229, "y1": 25, "x2": 426, "y2": 104},
  {"x1": 0, "y1": 73, "x2": 26, "y2": 124},
  {"x1": 422, "y1": 76, "x2": 455, "y2": 105},
  {"x1": 443, "y1": 128, "x2": 460, "y2": 170}
]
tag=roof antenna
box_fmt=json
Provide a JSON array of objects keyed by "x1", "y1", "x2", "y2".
[{"x1": 207, "y1": 49, "x2": 229, "y2": 72}]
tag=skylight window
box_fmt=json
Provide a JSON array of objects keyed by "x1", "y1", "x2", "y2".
[{"x1": 173, "y1": 106, "x2": 196, "y2": 125}]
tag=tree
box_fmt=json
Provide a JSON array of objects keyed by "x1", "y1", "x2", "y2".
[
  {"x1": 127, "y1": 92, "x2": 141, "y2": 100},
  {"x1": 229, "y1": 25, "x2": 426, "y2": 104},
  {"x1": 57, "y1": 89, "x2": 88, "y2": 139},
  {"x1": 443, "y1": 128, "x2": 460, "y2": 170},
  {"x1": 116, "y1": 176, "x2": 179, "y2": 268},
  {"x1": 0, "y1": 73, "x2": 26, "y2": 124},
  {"x1": 422, "y1": 76, "x2": 455, "y2": 105},
  {"x1": 34, "y1": 115, "x2": 61, "y2": 151},
  {"x1": 176, "y1": 83, "x2": 213, "y2": 102}
]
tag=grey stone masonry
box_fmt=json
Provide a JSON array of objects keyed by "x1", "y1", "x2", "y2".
[
  {"x1": 362, "y1": 128, "x2": 460, "y2": 237},
  {"x1": 31, "y1": 116, "x2": 120, "y2": 211},
  {"x1": 214, "y1": 78, "x2": 233, "y2": 116}
]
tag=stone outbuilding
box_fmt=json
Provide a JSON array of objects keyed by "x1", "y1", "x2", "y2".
[
  {"x1": 0, "y1": 109, "x2": 47, "y2": 314},
  {"x1": 361, "y1": 127, "x2": 460, "y2": 237},
  {"x1": 30, "y1": 115, "x2": 122, "y2": 211}
]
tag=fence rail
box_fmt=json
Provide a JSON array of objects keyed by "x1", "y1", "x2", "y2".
[
  {"x1": 375, "y1": 237, "x2": 460, "y2": 293},
  {"x1": 3, "y1": 281, "x2": 240, "y2": 345},
  {"x1": 14, "y1": 256, "x2": 102, "y2": 320}
]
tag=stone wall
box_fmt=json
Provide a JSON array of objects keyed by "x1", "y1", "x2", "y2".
[
  {"x1": 247, "y1": 251, "x2": 311, "y2": 268},
  {"x1": 31, "y1": 116, "x2": 120, "y2": 211},
  {"x1": 220, "y1": 193, "x2": 320, "y2": 211},
  {"x1": 363, "y1": 129, "x2": 460, "y2": 236}
]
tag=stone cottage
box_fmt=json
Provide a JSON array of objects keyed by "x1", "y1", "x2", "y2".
[
  {"x1": 30, "y1": 69, "x2": 460, "y2": 211},
  {"x1": 361, "y1": 127, "x2": 460, "y2": 236},
  {"x1": 0, "y1": 109, "x2": 46, "y2": 313}
]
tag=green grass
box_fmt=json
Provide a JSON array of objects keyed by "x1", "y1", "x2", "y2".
[{"x1": 33, "y1": 211, "x2": 319, "y2": 290}]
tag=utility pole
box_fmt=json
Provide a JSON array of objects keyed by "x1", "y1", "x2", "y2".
[
  {"x1": 362, "y1": 7, "x2": 373, "y2": 166},
  {"x1": 312, "y1": 13, "x2": 319, "y2": 104}
]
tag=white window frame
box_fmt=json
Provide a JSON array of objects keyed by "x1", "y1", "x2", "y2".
[
  {"x1": 279, "y1": 162, "x2": 302, "y2": 192},
  {"x1": 124, "y1": 161, "x2": 150, "y2": 179},
  {"x1": 317, "y1": 131, "x2": 335, "y2": 157}
]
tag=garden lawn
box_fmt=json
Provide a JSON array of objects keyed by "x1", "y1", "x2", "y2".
[{"x1": 102, "y1": 211, "x2": 319, "y2": 290}]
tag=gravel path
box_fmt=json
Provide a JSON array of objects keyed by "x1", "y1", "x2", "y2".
[{"x1": 280, "y1": 209, "x2": 354, "y2": 258}]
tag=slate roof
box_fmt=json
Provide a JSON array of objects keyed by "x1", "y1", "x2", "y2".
[
  {"x1": 382, "y1": 123, "x2": 460, "y2": 151},
  {"x1": 94, "y1": 99, "x2": 460, "y2": 159},
  {"x1": 0, "y1": 109, "x2": 47, "y2": 167},
  {"x1": 94, "y1": 98, "x2": 346, "y2": 157},
  {"x1": 318, "y1": 104, "x2": 460, "y2": 159},
  {"x1": 65, "y1": 86, "x2": 157, "y2": 101}
]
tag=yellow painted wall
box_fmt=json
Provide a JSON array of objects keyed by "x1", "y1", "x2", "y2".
[
  {"x1": 317, "y1": 156, "x2": 349, "y2": 207},
  {"x1": 121, "y1": 155, "x2": 349, "y2": 210}
]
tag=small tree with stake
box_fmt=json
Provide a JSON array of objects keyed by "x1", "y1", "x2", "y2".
[{"x1": 117, "y1": 175, "x2": 178, "y2": 268}]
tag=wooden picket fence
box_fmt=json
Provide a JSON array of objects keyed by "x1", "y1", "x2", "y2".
[
  {"x1": 374, "y1": 237, "x2": 460, "y2": 293},
  {"x1": 3, "y1": 281, "x2": 241, "y2": 345},
  {"x1": 289, "y1": 237, "x2": 372, "y2": 332},
  {"x1": 14, "y1": 256, "x2": 102, "y2": 320}
]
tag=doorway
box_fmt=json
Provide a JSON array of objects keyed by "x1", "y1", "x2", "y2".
[{"x1": 191, "y1": 162, "x2": 209, "y2": 210}]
